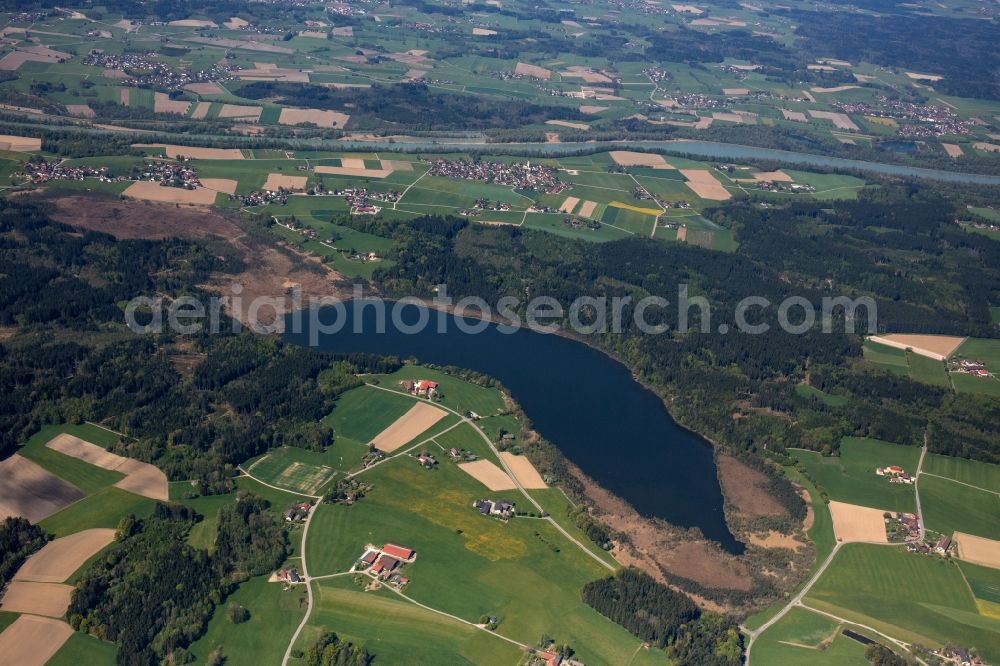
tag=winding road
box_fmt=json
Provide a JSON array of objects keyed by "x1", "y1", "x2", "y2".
[{"x1": 267, "y1": 382, "x2": 616, "y2": 664}]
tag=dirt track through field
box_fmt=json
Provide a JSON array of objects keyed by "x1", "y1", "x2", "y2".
[
  {"x1": 458, "y1": 459, "x2": 517, "y2": 491},
  {"x1": 0, "y1": 455, "x2": 84, "y2": 522},
  {"x1": 14, "y1": 528, "x2": 116, "y2": 583},
  {"x1": 828, "y1": 500, "x2": 888, "y2": 543},
  {"x1": 498, "y1": 453, "x2": 547, "y2": 488},
  {"x1": 370, "y1": 402, "x2": 448, "y2": 453},
  {"x1": 0, "y1": 616, "x2": 74, "y2": 666}
]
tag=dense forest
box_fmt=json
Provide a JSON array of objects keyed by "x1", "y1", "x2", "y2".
[
  {"x1": 781, "y1": 9, "x2": 1000, "y2": 100},
  {"x1": 582, "y1": 568, "x2": 742, "y2": 665},
  {"x1": 0, "y1": 197, "x2": 401, "y2": 490},
  {"x1": 69, "y1": 495, "x2": 293, "y2": 664},
  {"x1": 348, "y1": 183, "x2": 1000, "y2": 467},
  {"x1": 0, "y1": 517, "x2": 48, "y2": 587},
  {"x1": 237, "y1": 81, "x2": 587, "y2": 131}
]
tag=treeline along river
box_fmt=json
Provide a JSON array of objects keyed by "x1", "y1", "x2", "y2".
[{"x1": 284, "y1": 302, "x2": 744, "y2": 554}]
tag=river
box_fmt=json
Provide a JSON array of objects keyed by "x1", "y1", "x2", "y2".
[{"x1": 284, "y1": 302, "x2": 744, "y2": 554}]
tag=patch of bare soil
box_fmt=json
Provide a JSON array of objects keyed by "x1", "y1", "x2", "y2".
[
  {"x1": 717, "y1": 455, "x2": 788, "y2": 518},
  {"x1": 800, "y1": 489, "x2": 814, "y2": 531},
  {"x1": 37, "y1": 194, "x2": 350, "y2": 326},
  {"x1": 567, "y1": 464, "x2": 752, "y2": 607}
]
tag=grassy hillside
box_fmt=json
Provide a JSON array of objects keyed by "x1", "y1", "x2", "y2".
[
  {"x1": 795, "y1": 438, "x2": 920, "y2": 512},
  {"x1": 302, "y1": 456, "x2": 657, "y2": 664}
]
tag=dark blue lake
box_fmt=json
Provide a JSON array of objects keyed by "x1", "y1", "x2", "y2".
[{"x1": 284, "y1": 302, "x2": 743, "y2": 554}]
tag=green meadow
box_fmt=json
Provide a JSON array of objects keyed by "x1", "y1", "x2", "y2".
[
  {"x1": 749, "y1": 607, "x2": 867, "y2": 666},
  {"x1": 294, "y1": 577, "x2": 525, "y2": 666},
  {"x1": 302, "y1": 458, "x2": 657, "y2": 665},
  {"x1": 795, "y1": 383, "x2": 849, "y2": 407},
  {"x1": 18, "y1": 424, "x2": 124, "y2": 495},
  {"x1": 806, "y1": 544, "x2": 1000, "y2": 660},
  {"x1": 794, "y1": 437, "x2": 920, "y2": 512},
  {"x1": 862, "y1": 340, "x2": 909, "y2": 376},
  {"x1": 905, "y1": 351, "x2": 950, "y2": 387},
  {"x1": 919, "y1": 474, "x2": 1000, "y2": 540},
  {"x1": 959, "y1": 561, "x2": 1000, "y2": 606},
  {"x1": 189, "y1": 575, "x2": 307, "y2": 666},
  {"x1": 48, "y1": 632, "x2": 117, "y2": 666},
  {"x1": 40, "y1": 486, "x2": 157, "y2": 538},
  {"x1": 323, "y1": 385, "x2": 418, "y2": 444},
  {"x1": 922, "y1": 454, "x2": 1000, "y2": 493},
  {"x1": 246, "y1": 446, "x2": 340, "y2": 496}
]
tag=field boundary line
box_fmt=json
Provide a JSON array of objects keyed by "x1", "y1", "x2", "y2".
[
  {"x1": 393, "y1": 168, "x2": 429, "y2": 210},
  {"x1": 382, "y1": 581, "x2": 532, "y2": 650},
  {"x1": 237, "y1": 466, "x2": 322, "y2": 499},
  {"x1": 919, "y1": 472, "x2": 999, "y2": 496}
]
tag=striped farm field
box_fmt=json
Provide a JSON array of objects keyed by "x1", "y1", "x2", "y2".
[
  {"x1": 248, "y1": 448, "x2": 336, "y2": 495},
  {"x1": 920, "y1": 474, "x2": 1000, "y2": 540},
  {"x1": 806, "y1": 544, "x2": 1000, "y2": 659},
  {"x1": 922, "y1": 454, "x2": 1000, "y2": 493}
]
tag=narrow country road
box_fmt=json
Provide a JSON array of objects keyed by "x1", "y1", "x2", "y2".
[
  {"x1": 742, "y1": 541, "x2": 843, "y2": 662},
  {"x1": 915, "y1": 434, "x2": 928, "y2": 541},
  {"x1": 364, "y1": 382, "x2": 616, "y2": 572},
  {"x1": 281, "y1": 499, "x2": 321, "y2": 666}
]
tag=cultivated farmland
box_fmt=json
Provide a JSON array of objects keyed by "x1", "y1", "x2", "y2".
[{"x1": 806, "y1": 544, "x2": 1000, "y2": 659}]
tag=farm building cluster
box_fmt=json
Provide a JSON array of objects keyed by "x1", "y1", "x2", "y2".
[
  {"x1": 282, "y1": 501, "x2": 313, "y2": 522},
  {"x1": 427, "y1": 159, "x2": 569, "y2": 193},
  {"x1": 415, "y1": 451, "x2": 438, "y2": 468},
  {"x1": 473, "y1": 498, "x2": 515, "y2": 520},
  {"x1": 274, "y1": 567, "x2": 302, "y2": 584},
  {"x1": 950, "y1": 358, "x2": 992, "y2": 378},
  {"x1": 894, "y1": 512, "x2": 921, "y2": 541},
  {"x1": 400, "y1": 379, "x2": 439, "y2": 397},
  {"x1": 875, "y1": 465, "x2": 914, "y2": 484},
  {"x1": 355, "y1": 543, "x2": 416, "y2": 588}
]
